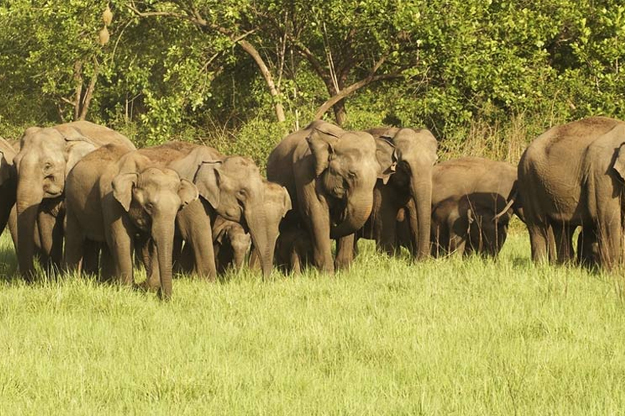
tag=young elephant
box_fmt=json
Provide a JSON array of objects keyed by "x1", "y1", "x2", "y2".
[
  {"x1": 212, "y1": 216, "x2": 251, "y2": 273},
  {"x1": 274, "y1": 223, "x2": 313, "y2": 274},
  {"x1": 248, "y1": 180, "x2": 293, "y2": 275},
  {"x1": 64, "y1": 144, "x2": 198, "y2": 299},
  {"x1": 429, "y1": 157, "x2": 519, "y2": 257}
]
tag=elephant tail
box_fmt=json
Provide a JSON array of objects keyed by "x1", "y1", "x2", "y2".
[{"x1": 494, "y1": 190, "x2": 517, "y2": 222}]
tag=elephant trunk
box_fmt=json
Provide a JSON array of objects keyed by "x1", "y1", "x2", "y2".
[
  {"x1": 152, "y1": 218, "x2": 176, "y2": 301},
  {"x1": 245, "y1": 208, "x2": 274, "y2": 278},
  {"x1": 16, "y1": 179, "x2": 44, "y2": 279},
  {"x1": 330, "y1": 189, "x2": 373, "y2": 239},
  {"x1": 410, "y1": 170, "x2": 432, "y2": 260}
]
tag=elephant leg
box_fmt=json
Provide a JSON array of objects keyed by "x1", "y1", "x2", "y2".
[
  {"x1": 299, "y1": 188, "x2": 333, "y2": 274},
  {"x1": 527, "y1": 223, "x2": 550, "y2": 264},
  {"x1": 37, "y1": 210, "x2": 60, "y2": 272},
  {"x1": 335, "y1": 234, "x2": 355, "y2": 270},
  {"x1": 172, "y1": 235, "x2": 184, "y2": 274},
  {"x1": 248, "y1": 248, "x2": 261, "y2": 271},
  {"x1": 100, "y1": 244, "x2": 115, "y2": 283},
  {"x1": 597, "y1": 203, "x2": 622, "y2": 270},
  {"x1": 577, "y1": 226, "x2": 599, "y2": 268},
  {"x1": 63, "y1": 210, "x2": 84, "y2": 275},
  {"x1": 551, "y1": 222, "x2": 574, "y2": 264},
  {"x1": 105, "y1": 213, "x2": 135, "y2": 286},
  {"x1": 8, "y1": 205, "x2": 17, "y2": 253},
  {"x1": 176, "y1": 202, "x2": 216, "y2": 280},
  {"x1": 82, "y1": 240, "x2": 100, "y2": 276}
]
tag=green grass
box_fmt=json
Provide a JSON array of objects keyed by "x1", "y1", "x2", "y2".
[{"x1": 1, "y1": 230, "x2": 625, "y2": 415}]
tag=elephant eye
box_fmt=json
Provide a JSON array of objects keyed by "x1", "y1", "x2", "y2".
[
  {"x1": 43, "y1": 162, "x2": 53, "y2": 174},
  {"x1": 347, "y1": 171, "x2": 357, "y2": 179},
  {"x1": 145, "y1": 202, "x2": 154, "y2": 212},
  {"x1": 237, "y1": 189, "x2": 247, "y2": 199}
]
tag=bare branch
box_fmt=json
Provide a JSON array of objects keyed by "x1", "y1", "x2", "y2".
[{"x1": 314, "y1": 73, "x2": 402, "y2": 120}]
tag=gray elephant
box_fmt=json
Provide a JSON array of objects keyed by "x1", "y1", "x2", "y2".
[
  {"x1": 428, "y1": 157, "x2": 520, "y2": 257},
  {"x1": 212, "y1": 216, "x2": 251, "y2": 273},
  {"x1": 518, "y1": 116, "x2": 625, "y2": 268},
  {"x1": 168, "y1": 146, "x2": 280, "y2": 278},
  {"x1": 267, "y1": 120, "x2": 391, "y2": 273},
  {"x1": 358, "y1": 127, "x2": 438, "y2": 258},
  {"x1": 248, "y1": 180, "x2": 293, "y2": 274},
  {"x1": 274, "y1": 223, "x2": 313, "y2": 274},
  {"x1": 13, "y1": 121, "x2": 134, "y2": 279},
  {"x1": 64, "y1": 144, "x2": 198, "y2": 299}
]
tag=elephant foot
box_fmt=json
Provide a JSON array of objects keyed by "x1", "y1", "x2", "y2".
[{"x1": 135, "y1": 280, "x2": 160, "y2": 293}]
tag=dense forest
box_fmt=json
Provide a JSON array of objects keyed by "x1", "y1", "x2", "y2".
[{"x1": 1, "y1": 1, "x2": 625, "y2": 165}]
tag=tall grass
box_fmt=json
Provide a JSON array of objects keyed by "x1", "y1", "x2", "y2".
[{"x1": 1, "y1": 230, "x2": 624, "y2": 414}]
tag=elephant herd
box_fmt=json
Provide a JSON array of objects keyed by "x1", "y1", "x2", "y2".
[{"x1": 0, "y1": 116, "x2": 623, "y2": 299}]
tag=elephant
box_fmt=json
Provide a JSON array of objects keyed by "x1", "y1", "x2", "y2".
[
  {"x1": 266, "y1": 120, "x2": 392, "y2": 273},
  {"x1": 248, "y1": 180, "x2": 293, "y2": 275},
  {"x1": 358, "y1": 127, "x2": 438, "y2": 258},
  {"x1": 13, "y1": 121, "x2": 134, "y2": 279},
  {"x1": 518, "y1": 116, "x2": 625, "y2": 269},
  {"x1": 0, "y1": 137, "x2": 17, "y2": 242},
  {"x1": 168, "y1": 147, "x2": 279, "y2": 278},
  {"x1": 212, "y1": 216, "x2": 251, "y2": 273},
  {"x1": 428, "y1": 157, "x2": 520, "y2": 257},
  {"x1": 63, "y1": 144, "x2": 198, "y2": 299},
  {"x1": 274, "y1": 223, "x2": 313, "y2": 274}
]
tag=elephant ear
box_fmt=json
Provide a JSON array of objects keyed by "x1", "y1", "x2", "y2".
[
  {"x1": 281, "y1": 186, "x2": 292, "y2": 218},
  {"x1": 112, "y1": 172, "x2": 138, "y2": 212},
  {"x1": 194, "y1": 161, "x2": 223, "y2": 208},
  {"x1": 306, "y1": 127, "x2": 339, "y2": 177},
  {"x1": 62, "y1": 128, "x2": 98, "y2": 177},
  {"x1": 375, "y1": 137, "x2": 397, "y2": 184},
  {"x1": 0, "y1": 150, "x2": 11, "y2": 185},
  {"x1": 178, "y1": 178, "x2": 199, "y2": 207},
  {"x1": 614, "y1": 143, "x2": 625, "y2": 182}
]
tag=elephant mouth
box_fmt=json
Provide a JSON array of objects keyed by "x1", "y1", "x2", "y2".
[{"x1": 329, "y1": 199, "x2": 348, "y2": 226}]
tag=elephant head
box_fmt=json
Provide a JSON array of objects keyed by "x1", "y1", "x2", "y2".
[
  {"x1": 369, "y1": 127, "x2": 438, "y2": 259},
  {"x1": 113, "y1": 157, "x2": 198, "y2": 299},
  {"x1": 306, "y1": 123, "x2": 392, "y2": 238}
]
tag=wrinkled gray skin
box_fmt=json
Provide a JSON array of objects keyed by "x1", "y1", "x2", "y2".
[
  {"x1": 428, "y1": 157, "x2": 519, "y2": 257},
  {"x1": 64, "y1": 144, "x2": 198, "y2": 300},
  {"x1": 358, "y1": 127, "x2": 438, "y2": 259},
  {"x1": 267, "y1": 120, "x2": 389, "y2": 273},
  {"x1": 14, "y1": 121, "x2": 134, "y2": 279},
  {"x1": 274, "y1": 223, "x2": 313, "y2": 274},
  {"x1": 0, "y1": 138, "x2": 17, "y2": 245},
  {"x1": 169, "y1": 147, "x2": 277, "y2": 278},
  {"x1": 519, "y1": 116, "x2": 625, "y2": 269},
  {"x1": 212, "y1": 216, "x2": 251, "y2": 273}
]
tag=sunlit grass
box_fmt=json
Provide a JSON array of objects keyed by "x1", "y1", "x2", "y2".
[{"x1": 0, "y1": 229, "x2": 624, "y2": 414}]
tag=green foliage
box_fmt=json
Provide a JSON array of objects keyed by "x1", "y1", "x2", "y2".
[{"x1": 1, "y1": 0, "x2": 625, "y2": 157}]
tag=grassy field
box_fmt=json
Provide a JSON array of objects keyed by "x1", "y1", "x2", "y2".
[{"x1": 1, "y1": 228, "x2": 625, "y2": 415}]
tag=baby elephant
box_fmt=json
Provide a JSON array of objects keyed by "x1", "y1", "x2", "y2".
[
  {"x1": 429, "y1": 157, "x2": 520, "y2": 257},
  {"x1": 64, "y1": 144, "x2": 198, "y2": 299},
  {"x1": 275, "y1": 223, "x2": 313, "y2": 274},
  {"x1": 212, "y1": 216, "x2": 251, "y2": 273}
]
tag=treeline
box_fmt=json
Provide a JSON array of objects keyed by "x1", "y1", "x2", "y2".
[{"x1": 1, "y1": 0, "x2": 624, "y2": 165}]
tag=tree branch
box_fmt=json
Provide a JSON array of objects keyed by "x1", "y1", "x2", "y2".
[{"x1": 314, "y1": 73, "x2": 401, "y2": 120}]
